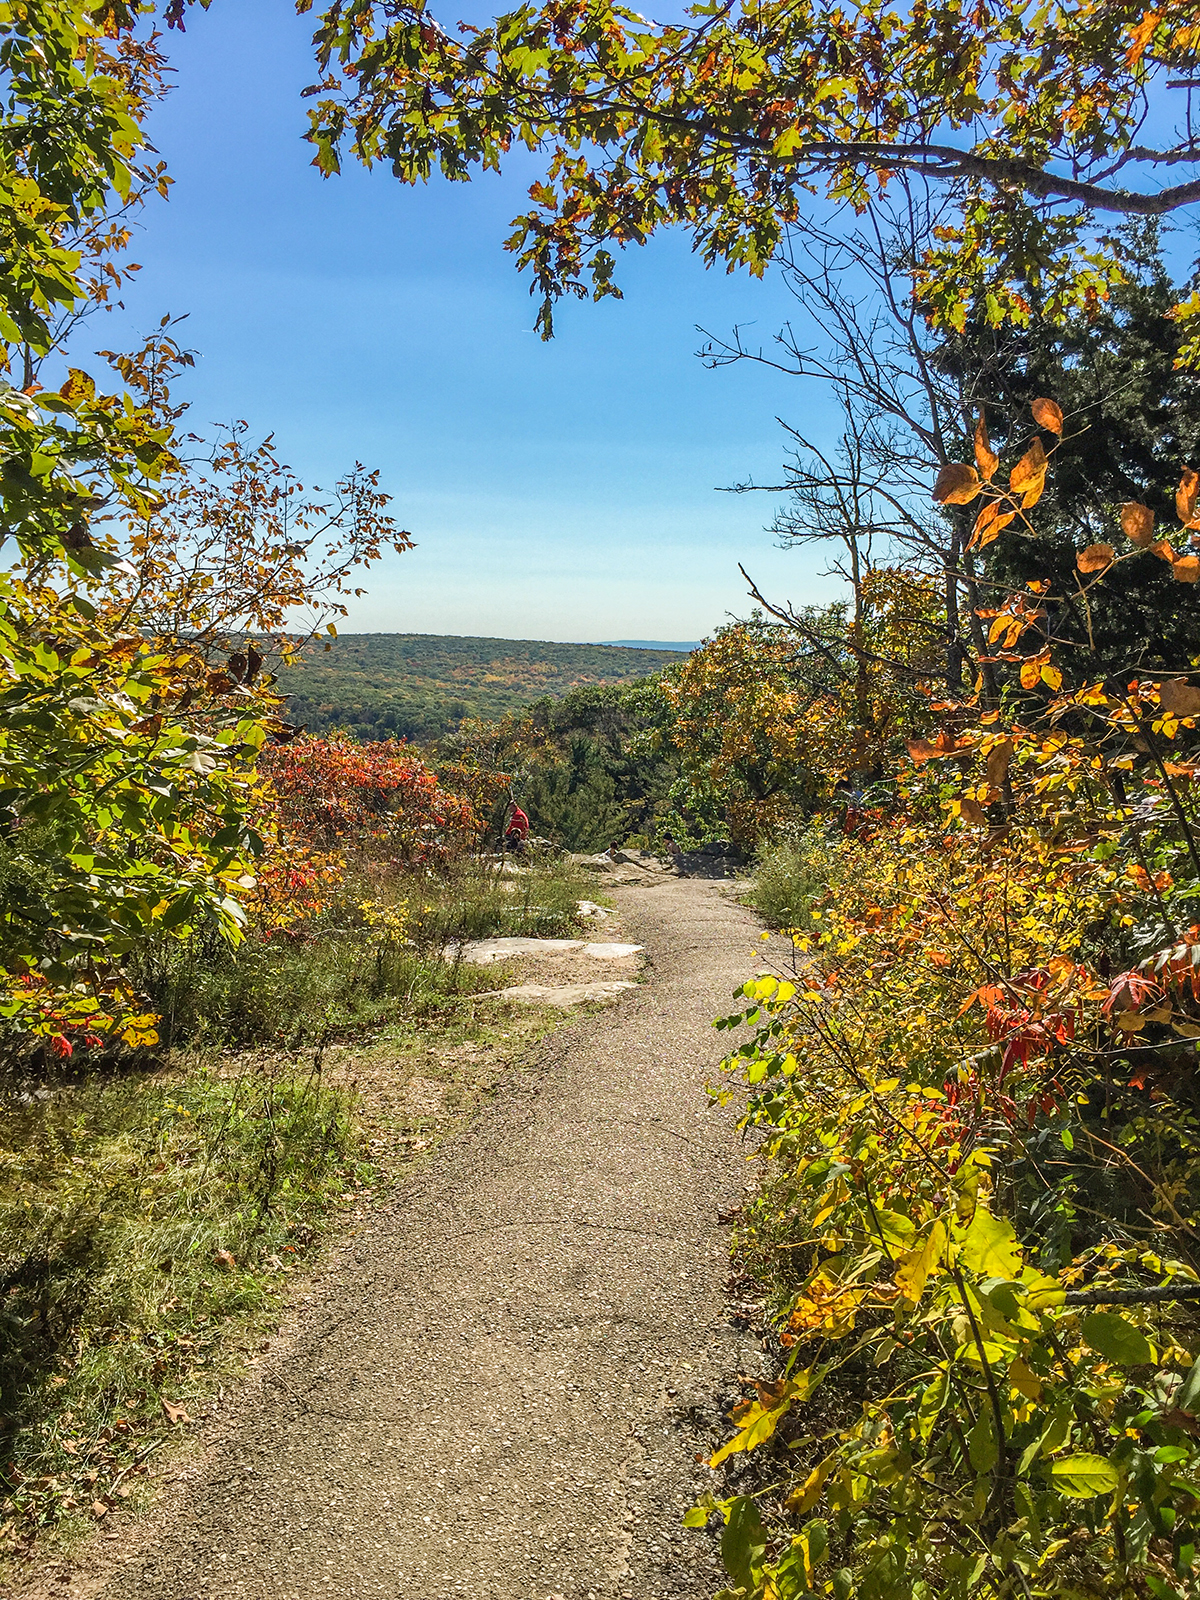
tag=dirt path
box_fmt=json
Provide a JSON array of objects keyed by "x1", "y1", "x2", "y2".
[{"x1": 93, "y1": 875, "x2": 766, "y2": 1600}]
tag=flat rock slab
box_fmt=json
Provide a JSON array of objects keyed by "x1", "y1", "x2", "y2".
[
  {"x1": 489, "y1": 980, "x2": 638, "y2": 1007},
  {"x1": 450, "y1": 936, "x2": 643, "y2": 965},
  {"x1": 75, "y1": 878, "x2": 764, "y2": 1600}
]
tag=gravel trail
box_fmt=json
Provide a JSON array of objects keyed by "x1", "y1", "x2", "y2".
[{"x1": 99, "y1": 874, "x2": 764, "y2": 1600}]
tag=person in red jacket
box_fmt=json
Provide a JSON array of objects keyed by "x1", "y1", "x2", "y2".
[{"x1": 504, "y1": 803, "x2": 530, "y2": 852}]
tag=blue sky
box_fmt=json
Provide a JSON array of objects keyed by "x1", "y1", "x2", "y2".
[{"x1": 91, "y1": 0, "x2": 843, "y2": 642}]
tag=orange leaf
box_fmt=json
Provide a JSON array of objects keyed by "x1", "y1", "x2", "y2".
[
  {"x1": 975, "y1": 510, "x2": 1016, "y2": 549},
  {"x1": 985, "y1": 739, "x2": 1013, "y2": 788},
  {"x1": 1152, "y1": 539, "x2": 1178, "y2": 563},
  {"x1": 1120, "y1": 501, "x2": 1155, "y2": 547},
  {"x1": 1031, "y1": 397, "x2": 1063, "y2": 434},
  {"x1": 1020, "y1": 655, "x2": 1046, "y2": 689},
  {"x1": 1177, "y1": 468, "x2": 1199, "y2": 526},
  {"x1": 1076, "y1": 542, "x2": 1114, "y2": 574},
  {"x1": 1174, "y1": 554, "x2": 1200, "y2": 583},
  {"x1": 974, "y1": 414, "x2": 998, "y2": 481},
  {"x1": 1010, "y1": 438, "x2": 1047, "y2": 498},
  {"x1": 933, "y1": 463, "x2": 982, "y2": 505},
  {"x1": 906, "y1": 738, "x2": 938, "y2": 764},
  {"x1": 162, "y1": 1398, "x2": 191, "y2": 1424},
  {"x1": 1126, "y1": 9, "x2": 1162, "y2": 65}
]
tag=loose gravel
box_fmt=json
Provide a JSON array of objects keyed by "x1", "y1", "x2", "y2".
[{"x1": 70, "y1": 875, "x2": 770, "y2": 1600}]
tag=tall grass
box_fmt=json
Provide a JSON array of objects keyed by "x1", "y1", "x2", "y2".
[
  {"x1": 749, "y1": 826, "x2": 843, "y2": 928},
  {"x1": 0, "y1": 1058, "x2": 366, "y2": 1556},
  {"x1": 134, "y1": 852, "x2": 599, "y2": 1051}
]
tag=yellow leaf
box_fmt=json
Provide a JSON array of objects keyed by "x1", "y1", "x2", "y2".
[
  {"x1": 959, "y1": 1207, "x2": 1024, "y2": 1279},
  {"x1": 709, "y1": 1374, "x2": 812, "y2": 1467},
  {"x1": 786, "y1": 1454, "x2": 835, "y2": 1514},
  {"x1": 1041, "y1": 662, "x2": 1063, "y2": 690},
  {"x1": 1009, "y1": 1356, "x2": 1044, "y2": 1401},
  {"x1": 895, "y1": 1220, "x2": 946, "y2": 1302}
]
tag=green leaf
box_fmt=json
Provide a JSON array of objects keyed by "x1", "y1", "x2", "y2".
[
  {"x1": 917, "y1": 1369, "x2": 949, "y2": 1443},
  {"x1": 1146, "y1": 1574, "x2": 1186, "y2": 1600},
  {"x1": 868, "y1": 1207, "x2": 916, "y2": 1250},
  {"x1": 721, "y1": 1496, "x2": 766, "y2": 1591},
  {"x1": 1082, "y1": 1311, "x2": 1152, "y2": 1366},
  {"x1": 1049, "y1": 1453, "x2": 1120, "y2": 1499},
  {"x1": 968, "y1": 1410, "x2": 999, "y2": 1473},
  {"x1": 959, "y1": 1207, "x2": 1024, "y2": 1279},
  {"x1": 1177, "y1": 1354, "x2": 1200, "y2": 1414}
]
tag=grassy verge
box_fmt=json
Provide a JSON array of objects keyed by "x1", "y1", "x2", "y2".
[
  {"x1": 0, "y1": 852, "x2": 602, "y2": 1574},
  {"x1": 0, "y1": 1056, "x2": 366, "y2": 1565}
]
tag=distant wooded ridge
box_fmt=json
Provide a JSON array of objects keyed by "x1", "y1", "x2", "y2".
[
  {"x1": 274, "y1": 631, "x2": 691, "y2": 742},
  {"x1": 598, "y1": 639, "x2": 699, "y2": 651}
]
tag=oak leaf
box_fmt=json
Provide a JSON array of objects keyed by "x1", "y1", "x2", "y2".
[{"x1": 162, "y1": 1398, "x2": 191, "y2": 1424}]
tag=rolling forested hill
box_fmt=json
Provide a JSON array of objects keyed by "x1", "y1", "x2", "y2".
[{"x1": 273, "y1": 632, "x2": 689, "y2": 741}]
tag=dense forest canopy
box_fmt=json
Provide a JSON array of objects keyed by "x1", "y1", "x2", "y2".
[{"x1": 274, "y1": 632, "x2": 690, "y2": 740}]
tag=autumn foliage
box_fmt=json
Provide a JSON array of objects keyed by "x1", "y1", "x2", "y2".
[
  {"x1": 698, "y1": 407, "x2": 1200, "y2": 1600},
  {"x1": 246, "y1": 736, "x2": 478, "y2": 936}
]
